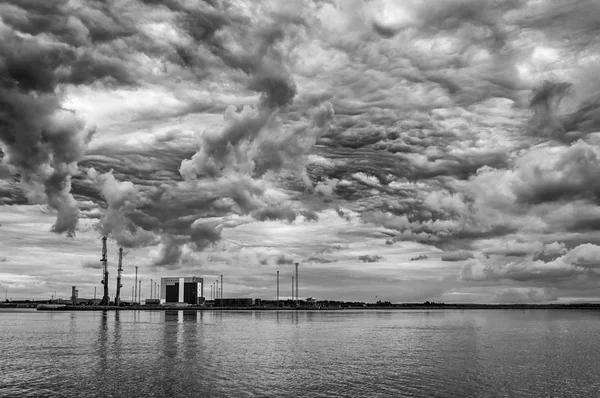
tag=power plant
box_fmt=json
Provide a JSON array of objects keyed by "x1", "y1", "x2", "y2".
[{"x1": 70, "y1": 236, "x2": 307, "y2": 309}]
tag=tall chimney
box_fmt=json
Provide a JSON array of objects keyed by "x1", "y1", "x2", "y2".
[
  {"x1": 277, "y1": 270, "x2": 280, "y2": 304},
  {"x1": 134, "y1": 266, "x2": 138, "y2": 304},
  {"x1": 292, "y1": 276, "x2": 294, "y2": 304},
  {"x1": 220, "y1": 274, "x2": 223, "y2": 303},
  {"x1": 295, "y1": 263, "x2": 299, "y2": 307}
]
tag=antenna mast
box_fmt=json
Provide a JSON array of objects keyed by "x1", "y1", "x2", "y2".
[
  {"x1": 100, "y1": 236, "x2": 110, "y2": 306},
  {"x1": 115, "y1": 247, "x2": 123, "y2": 306}
]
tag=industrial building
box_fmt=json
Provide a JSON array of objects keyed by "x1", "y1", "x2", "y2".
[
  {"x1": 160, "y1": 277, "x2": 204, "y2": 305},
  {"x1": 220, "y1": 298, "x2": 255, "y2": 307}
]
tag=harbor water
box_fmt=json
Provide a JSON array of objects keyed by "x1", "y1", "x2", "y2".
[{"x1": 2, "y1": 309, "x2": 600, "y2": 397}]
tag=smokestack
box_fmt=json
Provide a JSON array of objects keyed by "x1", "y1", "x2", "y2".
[
  {"x1": 292, "y1": 276, "x2": 294, "y2": 304},
  {"x1": 277, "y1": 270, "x2": 279, "y2": 305},
  {"x1": 71, "y1": 286, "x2": 77, "y2": 305},
  {"x1": 138, "y1": 280, "x2": 142, "y2": 304},
  {"x1": 134, "y1": 266, "x2": 138, "y2": 304},
  {"x1": 295, "y1": 263, "x2": 299, "y2": 307},
  {"x1": 216, "y1": 279, "x2": 219, "y2": 307},
  {"x1": 150, "y1": 278, "x2": 153, "y2": 301},
  {"x1": 220, "y1": 274, "x2": 223, "y2": 304}
]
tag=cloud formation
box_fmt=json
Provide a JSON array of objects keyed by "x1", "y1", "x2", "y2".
[{"x1": 3, "y1": 0, "x2": 600, "y2": 303}]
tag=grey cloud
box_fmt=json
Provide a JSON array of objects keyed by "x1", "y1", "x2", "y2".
[
  {"x1": 300, "y1": 210, "x2": 319, "y2": 222},
  {"x1": 276, "y1": 255, "x2": 295, "y2": 265},
  {"x1": 442, "y1": 251, "x2": 474, "y2": 262},
  {"x1": 514, "y1": 141, "x2": 600, "y2": 205},
  {"x1": 151, "y1": 235, "x2": 188, "y2": 268},
  {"x1": 150, "y1": 222, "x2": 221, "y2": 268},
  {"x1": 0, "y1": 0, "x2": 144, "y2": 237},
  {"x1": 358, "y1": 254, "x2": 383, "y2": 263},
  {"x1": 410, "y1": 254, "x2": 428, "y2": 261},
  {"x1": 532, "y1": 242, "x2": 567, "y2": 263},
  {"x1": 0, "y1": 1, "x2": 135, "y2": 45},
  {"x1": 258, "y1": 253, "x2": 295, "y2": 266},
  {"x1": 520, "y1": 0, "x2": 600, "y2": 51},
  {"x1": 461, "y1": 243, "x2": 600, "y2": 285},
  {"x1": 82, "y1": 260, "x2": 101, "y2": 269},
  {"x1": 528, "y1": 75, "x2": 600, "y2": 144},
  {"x1": 318, "y1": 245, "x2": 344, "y2": 254},
  {"x1": 493, "y1": 288, "x2": 558, "y2": 304},
  {"x1": 87, "y1": 168, "x2": 157, "y2": 248},
  {"x1": 252, "y1": 205, "x2": 297, "y2": 223},
  {"x1": 306, "y1": 256, "x2": 335, "y2": 264}
]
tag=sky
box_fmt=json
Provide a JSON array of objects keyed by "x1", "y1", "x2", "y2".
[{"x1": 2, "y1": 0, "x2": 600, "y2": 304}]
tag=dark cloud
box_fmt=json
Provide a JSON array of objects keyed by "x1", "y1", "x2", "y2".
[
  {"x1": 410, "y1": 254, "x2": 428, "y2": 261},
  {"x1": 252, "y1": 205, "x2": 297, "y2": 223},
  {"x1": 0, "y1": 0, "x2": 142, "y2": 237},
  {"x1": 300, "y1": 210, "x2": 319, "y2": 222},
  {"x1": 258, "y1": 253, "x2": 295, "y2": 266},
  {"x1": 358, "y1": 254, "x2": 384, "y2": 263},
  {"x1": 151, "y1": 235, "x2": 189, "y2": 268},
  {"x1": 532, "y1": 242, "x2": 567, "y2": 263},
  {"x1": 441, "y1": 251, "x2": 474, "y2": 262},
  {"x1": 528, "y1": 76, "x2": 600, "y2": 144},
  {"x1": 306, "y1": 256, "x2": 335, "y2": 264}
]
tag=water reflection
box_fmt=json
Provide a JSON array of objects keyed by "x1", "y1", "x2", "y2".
[
  {"x1": 183, "y1": 310, "x2": 197, "y2": 323},
  {"x1": 5, "y1": 309, "x2": 600, "y2": 397},
  {"x1": 114, "y1": 311, "x2": 121, "y2": 361},
  {"x1": 97, "y1": 311, "x2": 109, "y2": 372}
]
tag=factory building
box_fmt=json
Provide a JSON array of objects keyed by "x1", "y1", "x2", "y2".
[
  {"x1": 220, "y1": 298, "x2": 255, "y2": 307},
  {"x1": 160, "y1": 277, "x2": 204, "y2": 305}
]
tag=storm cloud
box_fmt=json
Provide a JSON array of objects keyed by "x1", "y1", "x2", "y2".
[{"x1": 3, "y1": 0, "x2": 600, "y2": 303}]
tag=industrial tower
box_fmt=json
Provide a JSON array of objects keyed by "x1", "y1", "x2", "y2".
[
  {"x1": 295, "y1": 262, "x2": 299, "y2": 307},
  {"x1": 99, "y1": 236, "x2": 110, "y2": 306},
  {"x1": 115, "y1": 247, "x2": 123, "y2": 306}
]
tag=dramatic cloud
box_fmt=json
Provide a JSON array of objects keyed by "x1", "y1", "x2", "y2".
[{"x1": 4, "y1": 0, "x2": 600, "y2": 303}]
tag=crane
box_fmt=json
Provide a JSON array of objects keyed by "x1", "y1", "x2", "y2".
[
  {"x1": 99, "y1": 236, "x2": 110, "y2": 306},
  {"x1": 115, "y1": 247, "x2": 123, "y2": 306}
]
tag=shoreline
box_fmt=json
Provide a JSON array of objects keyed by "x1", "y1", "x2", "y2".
[{"x1": 28, "y1": 303, "x2": 600, "y2": 311}]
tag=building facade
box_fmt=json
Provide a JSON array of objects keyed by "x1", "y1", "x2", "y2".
[{"x1": 160, "y1": 277, "x2": 204, "y2": 305}]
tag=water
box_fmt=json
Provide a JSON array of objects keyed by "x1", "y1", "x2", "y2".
[{"x1": 2, "y1": 309, "x2": 600, "y2": 397}]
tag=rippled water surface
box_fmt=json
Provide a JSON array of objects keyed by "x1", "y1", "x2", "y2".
[{"x1": 2, "y1": 309, "x2": 600, "y2": 397}]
